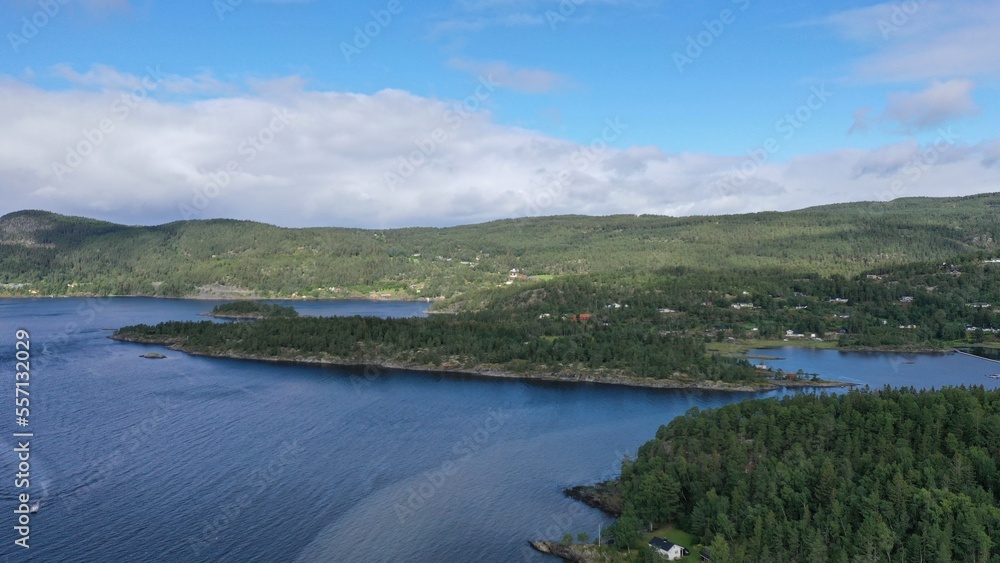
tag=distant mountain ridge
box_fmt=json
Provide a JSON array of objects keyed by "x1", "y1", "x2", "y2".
[{"x1": 2, "y1": 193, "x2": 999, "y2": 298}]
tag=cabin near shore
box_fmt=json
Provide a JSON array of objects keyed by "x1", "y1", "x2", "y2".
[{"x1": 648, "y1": 537, "x2": 690, "y2": 560}]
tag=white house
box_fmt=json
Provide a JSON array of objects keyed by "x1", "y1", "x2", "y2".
[{"x1": 649, "y1": 537, "x2": 690, "y2": 560}]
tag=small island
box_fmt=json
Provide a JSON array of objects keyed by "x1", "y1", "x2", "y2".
[
  {"x1": 139, "y1": 352, "x2": 167, "y2": 359},
  {"x1": 204, "y1": 301, "x2": 300, "y2": 320}
]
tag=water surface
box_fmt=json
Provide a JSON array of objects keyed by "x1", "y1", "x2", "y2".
[{"x1": 0, "y1": 298, "x2": 994, "y2": 562}]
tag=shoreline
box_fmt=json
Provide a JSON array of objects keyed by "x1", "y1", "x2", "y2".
[
  {"x1": 10, "y1": 295, "x2": 993, "y2": 357},
  {"x1": 711, "y1": 339, "x2": 996, "y2": 356},
  {"x1": 953, "y1": 348, "x2": 1000, "y2": 365},
  {"x1": 0, "y1": 292, "x2": 433, "y2": 303},
  {"x1": 564, "y1": 481, "x2": 622, "y2": 516},
  {"x1": 529, "y1": 541, "x2": 602, "y2": 562},
  {"x1": 108, "y1": 333, "x2": 854, "y2": 393},
  {"x1": 197, "y1": 312, "x2": 299, "y2": 320}
]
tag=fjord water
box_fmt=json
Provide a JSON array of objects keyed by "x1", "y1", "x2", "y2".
[{"x1": 0, "y1": 299, "x2": 996, "y2": 563}]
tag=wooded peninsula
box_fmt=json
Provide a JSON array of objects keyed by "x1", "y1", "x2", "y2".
[
  {"x1": 557, "y1": 387, "x2": 1000, "y2": 562},
  {"x1": 7, "y1": 194, "x2": 1000, "y2": 560}
]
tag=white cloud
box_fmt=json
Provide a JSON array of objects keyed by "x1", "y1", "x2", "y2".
[
  {"x1": 852, "y1": 79, "x2": 981, "y2": 134},
  {"x1": 431, "y1": 0, "x2": 657, "y2": 35},
  {"x1": 823, "y1": 0, "x2": 1000, "y2": 83},
  {"x1": 51, "y1": 64, "x2": 233, "y2": 96},
  {"x1": 848, "y1": 106, "x2": 873, "y2": 135},
  {"x1": 7, "y1": 0, "x2": 134, "y2": 13},
  {"x1": 447, "y1": 58, "x2": 570, "y2": 93},
  {"x1": 883, "y1": 79, "x2": 980, "y2": 131},
  {"x1": 0, "y1": 71, "x2": 998, "y2": 228},
  {"x1": 52, "y1": 63, "x2": 145, "y2": 90}
]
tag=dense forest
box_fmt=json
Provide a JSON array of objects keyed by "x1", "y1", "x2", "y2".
[
  {"x1": 113, "y1": 313, "x2": 766, "y2": 385},
  {"x1": 608, "y1": 387, "x2": 1000, "y2": 562},
  {"x1": 208, "y1": 301, "x2": 299, "y2": 318},
  {"x1": 3, "y1": 193, "x2": 1000, "y2": 299},
  {"x1": 75, "y1": 198, "x2": 1000, "y2": 559},
  {"x1": 439, "y1": 253, "x2": 1000, "y2": 349},
  {"x1": 111, "y1": 246, "x2": 1000, "y2": 385}
]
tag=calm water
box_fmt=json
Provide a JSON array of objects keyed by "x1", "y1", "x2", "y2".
[
  {"x1": 0, "y1": 299, "x2": 995, "y2": 562},
  {"x1": 748, "y1": 346, "x2": 1000, "y2": 390}
]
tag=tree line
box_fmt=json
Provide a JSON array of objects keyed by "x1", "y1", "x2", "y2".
[
  {"x1": 3, "y1": 193, "x2": 1000, "y2": 299},
  {"x1": 608, "y1": 386, "x2": 1000, "y2": 562},
  {"x1": 115, "y1": 313, "x2": 762, "y2": 383}
]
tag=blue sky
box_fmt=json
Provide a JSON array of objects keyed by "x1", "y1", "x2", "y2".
[{"x1": 1, "y1": 0, "x2": 998, "y2": 227}]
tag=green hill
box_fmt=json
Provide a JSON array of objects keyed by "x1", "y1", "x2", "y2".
[
  {"x1": 2, "y1": 193, "x2": 999, "y2": 298},
  {"x1": 609, "y1": 386, "x2": 1000, "y2": 561}
]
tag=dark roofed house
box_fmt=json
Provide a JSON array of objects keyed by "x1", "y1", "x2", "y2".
[{"x1": 649, "y1": 537, "x2": 690, "y2": 560}]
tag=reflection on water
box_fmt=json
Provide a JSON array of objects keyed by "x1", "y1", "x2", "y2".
[
  {"x1": 748, "y1": 346, "x2": 1000, "y2": 390},
  {"x1": 2, "y1": 298, "x2": 997, "y2": 562},
  {"x1": 955, "y1": 346, "x2": 1000, "y2": 362}
]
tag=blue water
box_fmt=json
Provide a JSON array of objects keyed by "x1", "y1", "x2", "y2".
[
  {"x1": 748, "y1": 347, "x2": 1000, "y2": 390},
  {"x1": 0, "y1": 298, "x2": 995, "y2": 562}
]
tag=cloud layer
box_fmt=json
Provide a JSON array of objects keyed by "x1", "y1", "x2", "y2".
[
  {"x1": 852, "y1": 80, "x2": 981, "y2": 134},
  {"x1": 824, "y1": 0, "x2": 1000, "y2": 83},
  {"x1": 1, "y1": 68, "x2": 998, "y2": 228}
]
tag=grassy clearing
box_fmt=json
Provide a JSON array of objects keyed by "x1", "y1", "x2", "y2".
[
  {"x1": 644, "y1": 526, "x2": 700, "y2": 561},
  {"x1": 707, "y1": 338, "x2": 839, "y2": 356}
]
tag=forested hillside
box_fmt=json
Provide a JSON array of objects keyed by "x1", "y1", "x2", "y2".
[
  {"x1": 611, "y1": 387, "x2": 1000, "y2": 562},
  {"x1": 444, "y1": 255, "x2": 1000, "y2": 349},
  {"x1": 2, "y1": 193, "x2": 1000, "y2": 298},
  {"x1": 112, "y1": 248, "x2": 1000, "y2": 390}
]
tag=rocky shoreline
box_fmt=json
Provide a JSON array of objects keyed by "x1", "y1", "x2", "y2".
[
  {"x1": 529, "y1": 541, "x2": 611, "y2": 562},
  {"x1": 199, "y1": 312, "x2": 266, "y2": 320},
  {"x1": 564, "y1": 481, "x2": 623, "y2": 516},
  {"x1": 108, "y1": 333, "x2": 853, "y2": 393}
]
